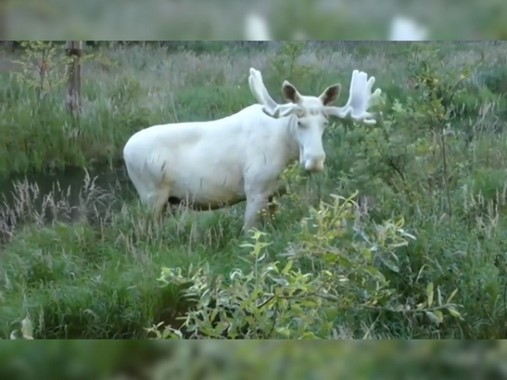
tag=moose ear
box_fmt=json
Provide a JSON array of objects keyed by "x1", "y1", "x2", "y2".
[
  {"x1": 319, "y1": 84, "x2": 341, "y2": 105},
  {"x1": 282, "y1": 81, "x2": 302, "y2": 104}
]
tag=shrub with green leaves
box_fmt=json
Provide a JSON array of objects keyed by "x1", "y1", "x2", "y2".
[{"x1": 148, "y1": 193, "x2": 462, "y2": 339}]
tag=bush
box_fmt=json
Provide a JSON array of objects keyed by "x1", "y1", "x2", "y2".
[{"x1": 148, "y1": 193, "x2": 463, "y2": 339}]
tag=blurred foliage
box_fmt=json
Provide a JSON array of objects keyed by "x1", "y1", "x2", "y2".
[
  {"x1": 3, "y1": 0, "x2": 507, "y2": 39},
  {"x1": 1, "y1": 341, "x2": 507, "y2": 380}
]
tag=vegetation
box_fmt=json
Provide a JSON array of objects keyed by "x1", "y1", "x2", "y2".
[
  {"x1": 1, "y1": 41, "x2": 507, "y2": 339},
  {"x1": 1, "y1": 340, "x2": 506, "y2": 380},
  {"x1": 1, "y1": 340, "x2": 507, "y2": 380},
  {"x1": 6, "y1": 0, "x2": 507, "y2": 39}
]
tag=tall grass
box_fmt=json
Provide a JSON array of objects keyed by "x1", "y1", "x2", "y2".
[{"x1": 1, "y1": 41, "x2": 507, "y2": 338}]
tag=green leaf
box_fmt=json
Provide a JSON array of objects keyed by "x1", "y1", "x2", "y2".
[
  {"x1": 447, "y1": 306, "x2": 463, "y2": 320},
  {"x1": 298, "y1": 331, "x2": 319, "y2": 339},
  {"x1": 425, "y1": 311, "x2": 443, "y2": 325},
  {"x1": 281, "y1": 260, "x2": 294, "y2": 275},
  {"x1": 20, "y1": 316, "x2": 34, "y2": 340},
  {"x1": 447, "y1": 288, "x2": 459, "y2": 303},
  {"x1": 392, "y1": 99, "x2": 405, "y2": 114},
  {"x1": 426, "y1": 282, "x2": 434, "y2": 308},
  {"x1": 379, "y1": 255, "x2": 400, "y2": 273}
]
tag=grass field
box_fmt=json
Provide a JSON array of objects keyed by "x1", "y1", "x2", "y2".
[{"x1": 1, "y1": 41, "x2": 507, "y2": 339}]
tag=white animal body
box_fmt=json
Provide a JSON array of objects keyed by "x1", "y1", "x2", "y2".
[{"x1": 123, "y1": 68, "x2": 382, "y2": 232}]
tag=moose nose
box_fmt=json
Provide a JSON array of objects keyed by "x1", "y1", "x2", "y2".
[
  {"x1": 304, "y1": 153, "x2": 325, "y2": 172},
  {"x1": 304, "y1": 160, "x2": 324, "y2": 172}
]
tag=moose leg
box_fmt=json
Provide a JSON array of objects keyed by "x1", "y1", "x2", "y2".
[
  {"x1": 266, "y1": 195, "x2": 277, "y2": 216},
  {"x1": 125, "y1": 162, "x2": 171, "y2": 222},
  {"x1": 165, "y1": 196, "x2": 183, "y2": 214},
  {"x1": 273, "y1": 182, "x2": 288, "y2": 197},
  {"x1": 266, "y1": 182, "x2": 288, "y2": 218},
  {"x1": 243, "y1": 193, "x2": 270, "y2": 234},
  {"x1": 145, "y1": 186, "x2": 172, "y2": 223}
]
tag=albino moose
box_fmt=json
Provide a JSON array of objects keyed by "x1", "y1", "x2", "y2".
[{"x1": 123, "y1": 67, "x2": 382, "y2": 232}]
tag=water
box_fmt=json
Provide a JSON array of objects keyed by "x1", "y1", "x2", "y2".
[{"x1": 0, "y1": 164, "x2": 134, "y2": 238}]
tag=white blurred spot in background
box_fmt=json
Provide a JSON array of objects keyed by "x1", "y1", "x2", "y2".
[
  {"x1": 244, "y1": 12, "x2": 272, "y2": 41},
  {"x1": 388, "y1": 15, "x2": 429, "y2": 41}
]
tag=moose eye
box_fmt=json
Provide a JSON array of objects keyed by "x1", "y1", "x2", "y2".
[{"x1": 297, "y1": 120, "x2": 304, "y2": 128}]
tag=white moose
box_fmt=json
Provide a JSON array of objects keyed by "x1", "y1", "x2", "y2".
[{"x1": 123, "y1": 67, "x2": 382, "y2": 233}]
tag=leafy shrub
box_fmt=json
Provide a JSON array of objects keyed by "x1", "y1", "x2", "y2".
[{"x1": 149, "y1": 193, "x2": 462, "y2": 339}]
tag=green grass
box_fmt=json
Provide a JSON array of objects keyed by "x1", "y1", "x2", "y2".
[{"x1": 1, "y1": 41, "x2": 507, "y2": 339}]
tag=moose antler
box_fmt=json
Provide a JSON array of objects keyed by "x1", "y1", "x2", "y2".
[
  {"x1": 248, "y1": 67, "x2": 382, "y2": 124},
  {"x1": 325, "y1": 69, "x2": 382, "y2": 124},
  {"x1": 248, "y1": 68, "x2": 301, "y2": 118},
  {"x1": 248, "y1": 67, "x2": 278, "y2": 114}
]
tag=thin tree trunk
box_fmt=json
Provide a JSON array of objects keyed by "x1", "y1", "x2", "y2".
[{"x1": 65, "y1": 41, "x2": 82, "y2": 116}]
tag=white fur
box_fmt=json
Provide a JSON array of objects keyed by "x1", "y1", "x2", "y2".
[{"x1": 123, "y1": 67, "x2": 382, "y2": 232}]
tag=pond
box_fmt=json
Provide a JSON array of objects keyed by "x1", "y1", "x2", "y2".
[{"x1": 0, "y1": 163, "x2": 134, "y2": 240}]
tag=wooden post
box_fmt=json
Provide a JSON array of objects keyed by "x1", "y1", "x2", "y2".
[{"x1": 65, "y1": 41, "x2": 82, "y2": 116}]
